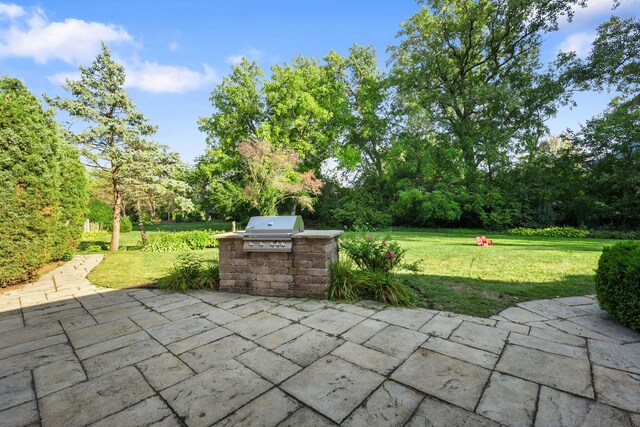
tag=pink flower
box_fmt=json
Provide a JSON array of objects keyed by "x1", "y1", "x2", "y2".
[{"x1": 385, "y1": 251, "x2": 395, "y2": 258}]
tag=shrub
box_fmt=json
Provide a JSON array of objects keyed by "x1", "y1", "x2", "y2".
[
  {"x1": 594, "y1": 241, "x2": 640, "y2": 332},
  {"x1": 329, "y1": 259, "x2": 359, "y2": 302},
  {"x1": 157, "y1": 254, "x2": 219, "y2": 292},
  {"x1": 120, "y1": 216, "x2": 133, "y2": 233},
  {"x1": 340, "y1": 236, "x2": 407, "y2": 273},
  {"x1": 61, "y1": 252, "x2": 73, "y2": 261},
  {"x1": 589, "y1": 230, "x2": 640, "y2": 240},
  {"x1": 86, "y1": 199, "x2": 113, "y2": 229},
  {"x1": 506, "y1": 226, "x2": 590, "y2": 238},
  {"x1": 141, "y1": 230, "x2": 222, "y2": 252},
  {"x1": 0, "y1": 77, "x2": 87, "y2": 287}
]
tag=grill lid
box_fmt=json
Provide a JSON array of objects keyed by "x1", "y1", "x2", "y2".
[{"x1": 244, "y1": 216, "x2": 304, "y2": 238}]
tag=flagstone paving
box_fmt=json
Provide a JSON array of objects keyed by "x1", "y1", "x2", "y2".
[{"x1": 1, "y1": 255, "x2": 639, "y2": 426}]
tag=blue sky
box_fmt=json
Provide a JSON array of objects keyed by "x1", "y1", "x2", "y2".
[{"x1": 1, "y1": 0, "x2": 637, "y2": 163}]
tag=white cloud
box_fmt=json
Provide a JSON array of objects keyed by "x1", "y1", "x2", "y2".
[
  {"x1": 124, "y1": 62, "x2": 218, "y2": 93},
  {"x1": 0, "y1": 3, "x2": 24, "y2": 20},
  {"x1": 558, "y1": 32, "x2": 596, "y2": 57},
  {"x1": 0, "y1": 6, "x2": 132, "y2": 64},
  {"x1": 225, "y1": 48, "x2": 264, "y2": 65},
  {"x1": 47, "y1": 71, "x2": 80, "y2": 85}
]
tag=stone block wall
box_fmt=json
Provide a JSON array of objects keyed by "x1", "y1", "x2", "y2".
[{"x1": 217, "y1": 233, "x2": 341, "y2": 298}]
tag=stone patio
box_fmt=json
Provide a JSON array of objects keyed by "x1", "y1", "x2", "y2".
[{"x1": 1, "y1": 254, "x2": 639, "y2": 426}]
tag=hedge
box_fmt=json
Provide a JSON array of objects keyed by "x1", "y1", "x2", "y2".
[
  {"x1": 595, "y1": 241, "x2": 640, "y2": 332},
  {"x1": 0, "y1": 77, "x2": 87, "y2": 287}
]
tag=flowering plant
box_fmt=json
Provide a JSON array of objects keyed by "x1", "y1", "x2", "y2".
[{"x1": 340, "y1": 235, "x2": 407, "y2": 273}]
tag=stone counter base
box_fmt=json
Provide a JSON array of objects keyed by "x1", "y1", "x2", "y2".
[{"x1": 217, "y1": 236, "x2": 339, "y2": 298}]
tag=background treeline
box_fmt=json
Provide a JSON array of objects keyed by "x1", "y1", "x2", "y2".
[{"x1": 191, "y1": 4, "x2": 639, "y2": 232}]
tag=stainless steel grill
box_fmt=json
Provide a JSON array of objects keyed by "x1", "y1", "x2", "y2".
[{"x1": 242, "y1": 216, "x2": 304, "y2": 252}]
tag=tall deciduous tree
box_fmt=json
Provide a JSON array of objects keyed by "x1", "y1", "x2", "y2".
[{"x1": 45, "y1": 43, "x2": 157, "y2": 250}]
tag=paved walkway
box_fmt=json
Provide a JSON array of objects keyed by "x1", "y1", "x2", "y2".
[{"x1": 1, "y1": 255, "x2": 639, "y2": 426}]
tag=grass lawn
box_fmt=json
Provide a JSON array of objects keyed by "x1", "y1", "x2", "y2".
[{"x1": 82, "y1": 222, "x2": 615, "y2": 317}]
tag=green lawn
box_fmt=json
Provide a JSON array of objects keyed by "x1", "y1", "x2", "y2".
[{"x1": 82, "y1": 223, "x2": 614, "y2": 317}]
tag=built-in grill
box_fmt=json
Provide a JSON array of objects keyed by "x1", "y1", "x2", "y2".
[{"x1": 242, "y1": 216, "x2": 304, "y2": 252}]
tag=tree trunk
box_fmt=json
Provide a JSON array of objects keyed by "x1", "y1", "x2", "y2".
[
  {"x1": 110, "y1": 183, "x2": 122, "y2": 251},
  {"x1": 136, "y1": 199, "x2": 148, "y2": 246}
]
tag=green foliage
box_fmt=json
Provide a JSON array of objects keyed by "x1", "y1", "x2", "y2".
[
  {"x1": 141, "y1": 230, "x2": 221, "y2": 252},
  {"x1": 157, "y1": 254, "x2": 219, "y2": 292},
  {"x1": 392, "y1": 189, "x2": 461, "y2": 226},
  {"x1": 506, "y1": 227, "x2": 590, "y2": 238},
  {"x1": 61, "y1": 252, "x2": 73, "y2": 261},
  {"x1": 119, "y1": 216, "x2": 133, "y2": 233},
  {"x1": 328, "y1": 261, "x2": 418, "y2": 307},
  {"x1": 340, "y1": 236, "x2": 407, "y2": 273},
  {"x1": 45, "y1": 43, "x2": 158, "y2": 251},
  {"x1": 589, "y1": 230, "x2": 639, "y2": 240},
  {"x1": 0, "y1": 77, "x2": 87, "y2": 287},
  {"x1": 332, "y1": 191, "x2": 392, "y2": 231},
  {"x1": 595, "y1": 241, "x2": 640, "y2": 331}
]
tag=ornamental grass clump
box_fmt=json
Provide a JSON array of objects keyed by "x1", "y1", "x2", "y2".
[{"x1": 157, "y1": 253, "x2": 219, "y2": 292}]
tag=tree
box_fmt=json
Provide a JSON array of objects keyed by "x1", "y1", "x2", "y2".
[
  {"x1": 0, "y1": 77, "x2": 86, "y2": 286},
  {"x1": 45, "y1": 43, "x2": 157, "y2": 250},
  {"x1": 389, "y1": 0, "x2": 581, "y2": 226},
  {"x1": 237, "y1": 139, "x2": 323, "y2": 215}
]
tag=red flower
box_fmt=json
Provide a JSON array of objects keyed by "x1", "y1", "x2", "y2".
[{"x1": 385, "y1": 251, "x2": 395, "y2": 258}]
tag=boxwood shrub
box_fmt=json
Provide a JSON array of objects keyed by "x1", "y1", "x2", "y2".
[
  {"x1": 506, "y1": 226, "x2": 590, "y2": 238},
  {"x1": 595, "y1": 241, "x2": 640, "y2": 332}
]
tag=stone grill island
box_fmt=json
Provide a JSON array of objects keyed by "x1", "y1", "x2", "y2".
[{"x1": 215, "y1": 216, "x2": 343, "y2": 298}]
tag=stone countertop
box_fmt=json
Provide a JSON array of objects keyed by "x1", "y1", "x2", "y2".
[{"x1": 214, "y1": 230, "x2": 344, "y2": 239}]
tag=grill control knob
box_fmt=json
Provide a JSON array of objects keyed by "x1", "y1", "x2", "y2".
[
  {"x1": 248, "y1": 242, "x2": 254, "y2": 247},
  {"x1": 270, "y1": 242, "x2": 275, "y2": 247},
  {"x1": 259, "y1": 242, "x2": 264, "y2": 247}
]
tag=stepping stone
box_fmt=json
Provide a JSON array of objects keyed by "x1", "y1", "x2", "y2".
[
  {"x1": 0, "y1": 371, "x2": 34, "y2": 412},
  {"x1": 274, "y1": 330, "x2": 343, "y2": 367},
  {"x1": 147, "y1": 317, "x2": 215, "y2": 345},
  {"x1": 39, "y1": 366, "x2": 155, "y2": 427},
  {"x1": 332, "y1": 341, "x2": 402, "y2": 375},
  {"x1": 229, "y1": 299, "x2": 277, "y2": 317},
  {"x1": 589, "y1": 340, "x2": 640, "y2": 374},
  {"x1": 421, "y1": 337, "x2": 499, "y2": 369},
  {"x1": 476, "y1": 372, "x2": 539, "y2": 427},
  {"x1": 419, "y1": 314, "x2": 463, "y2": 339},
  {"x1": 343, "y1": 380, "x2": 423, "y2": 427},
  {"x1": 76, "y1": 330, "x2": 150, "y2": 360},
  {"x1": 0, "y1": 400, "x2": 39, "y2": 427},
  {"x1": 545, "y1": 319, "x2": 615, "y2": 342},
  {"x1": 508, "y1": 332, "x2": 588, "y2": 358},
  {"x1": 166, "y1": 327, "x2": 233, "y2": 355},
  {"x1": 335, "y1": 303, "x2": 377, "y2": 318},
  {"x1": 0, "y1": 343, "x2": 75, "y2": 378},
  {"x1": 499, "y1": 307, "x2": 549, "y2": 323},
  {"x1": 226, "y1": 311, "x2": 291, "y2": 340},
  {"x1": 236, "y1": 346, "x2": 302, "y2": 384},
  {"x1": 406, "y1": 395, "x2": 499, "y2": 426},
  {"x1": 161, "y1": 359, "x2": 271, "y2": 427},
  {"x1": 255, "y1": 324, "x2": 311, "y2": 349},
  {"x1": 268, "y1": 305, "x2": 310, "y2": 321},
  {"x1": 371, "y1": 307, "x2": 435, "y2": 330},
  {"x1": 553, "y1": 296, "x2": 596, "y2": 306},
  {"x1": 83, "y1": 339, "x2": 166, "y2": 378},
  {"x1": 364, "y1": 325, "x2": 428, "y2": 359},
  {"x1": 518, "y1": 300, "x2": 590, "y2": 319},
  {"x1": 535, "y1": 386, "x2": 636, "y2": 426},
  {"x1": 449, "y1": 321, "x2": 508, "y2": 354},
  {"x1": 67, "y1": 318, "x2": 140, "y2": 349},
  {"x1": 392, "y1": 348, "x2": 491, "y2": 411},
  {"x1": 301, "y1": 308, "x2": 364, "y2": 335},
  {"x1": 529, "y1": 325, "x2": 586, "y2": 347},
  {"x1": 593, "y1": 365, "x2": 640, "y2": 413},
  {"x1": 570, "y1": 316, "x2": 640, "y2": 343},
  {"x1": 496, "y1": 344, "x2": 594, "y2": 398},
  {"x1": 205, "y1": 307, "x2": 243, "y2": 325},
  {"x1": 90, "y1": 396, "x2": 174, "y2": 427},
  {"x1": 0, "y1": 322, "x2": 63, "y2": 351},
  {"x1": 33, "y1": 358, "x2": 86, "y2": 398},
  {"x1": 136, "y1": 352, "x2": 194, "y2": 391},
  {"x1": 342, "y1": 319, "x2": 388, "y2": 344},
  {"x1": 281, "y1": 355, "x2": 384, "y2": 424},
  {"x1": 216, "y1": 388, "x2": 300, "y2": 427},
  {"x1": 179, "y1": 335, "x2": 256, "y2": 373},
  {"x1": 495, "y1": 320, "x2": 530, "y2": 335},
  {"x1": 279, "y1": 407, "x2": 336, "y2": 426}
]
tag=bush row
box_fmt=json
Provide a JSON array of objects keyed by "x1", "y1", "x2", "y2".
[
  {"x1": 506, "y1": 227, "x2": 590, "y2": 238},
  {"x1": 141, "y1": 230, "x2": 222, "y2": 252},
  {"x1": 0, "y1": 77, "x2": 87, "y2": 287}
]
